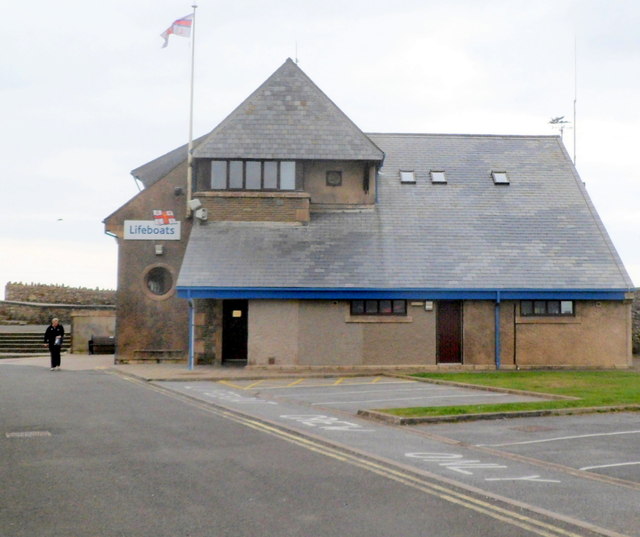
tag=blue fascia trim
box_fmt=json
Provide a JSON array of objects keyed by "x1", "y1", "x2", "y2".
[{"x1": 176, "y1": 287, "x2": 629, "y2": 301}]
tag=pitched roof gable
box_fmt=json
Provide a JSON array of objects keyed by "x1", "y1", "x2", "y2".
[{"x1": 193, "y1": 58, "x2": 384, "y2": 161}]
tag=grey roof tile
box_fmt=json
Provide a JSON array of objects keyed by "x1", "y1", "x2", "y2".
[
  {"x1": 192, "y1": 59, "x2": 384, "y2": 161},
  {"x1": 178, "y1": 134, "x2": 633, "y2": 291}
]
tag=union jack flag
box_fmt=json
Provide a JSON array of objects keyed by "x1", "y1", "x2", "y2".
[{"x1": 153, "y1": 210, "x2": 176, "y2": 225}]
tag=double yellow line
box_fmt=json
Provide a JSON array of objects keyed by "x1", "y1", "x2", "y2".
[{"x1": 127, "y1": 374, "x2": 623, "y2": 537}]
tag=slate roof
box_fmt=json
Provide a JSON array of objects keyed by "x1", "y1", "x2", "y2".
[
  {"x1": 130, "y1": 135, "x2": 208, "y2": 188},
  {"x1": 192, "y1": 58, "x2": 384, "y2": 162},
  {"x1": 177, "y1": 133, "x2": 633, "y2": 292}
]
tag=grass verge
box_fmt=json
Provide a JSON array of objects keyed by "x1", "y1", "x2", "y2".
[{"x1": 379, "y1": 370, "x2": 640, "y2": 418}]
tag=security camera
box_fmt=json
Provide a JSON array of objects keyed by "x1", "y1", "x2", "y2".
[
  {"x1": 188, "y1": 198, "x2": 202, "y2": 211},
  {"x1": 195, "y1": 208, "x2": 208, "y2": 221}
]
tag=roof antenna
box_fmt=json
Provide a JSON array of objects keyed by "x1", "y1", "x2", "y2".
[
  {"x1": 295, "y1": 41, "x2": 299, "y2": 64},
  {"x1": 573, "y1": 36, "x2": 577, "y2": 165},
  {"x1": 549, "y1": 116, "x2": 570, "y2": 140}
]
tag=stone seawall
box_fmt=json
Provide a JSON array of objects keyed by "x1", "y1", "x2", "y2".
[{"x1": 1, "y1": 283, "x2": 115, "y2": 325}]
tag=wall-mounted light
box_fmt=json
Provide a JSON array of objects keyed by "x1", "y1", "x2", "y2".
[{"x1": 154, "y1": 244, "x2": 164, "y2": 256}]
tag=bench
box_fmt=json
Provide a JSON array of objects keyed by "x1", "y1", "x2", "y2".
[{"x1": 88, "y1": 336, "x2": 116, "y2": 354}]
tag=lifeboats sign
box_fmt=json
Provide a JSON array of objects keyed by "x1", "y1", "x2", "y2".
[{"x1": 124, "y1": 220, "x2": 181, "y2": 240}]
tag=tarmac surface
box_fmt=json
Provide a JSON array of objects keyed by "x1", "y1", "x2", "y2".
[
  {"x1": 1, "y1": 350, "x2": 639, "y2": 380},
  {"x1": 3, "y1": 351, "x2": 640, "y2": 535}
]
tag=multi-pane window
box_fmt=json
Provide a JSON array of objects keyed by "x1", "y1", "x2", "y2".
[
  {"x1": 520, "y1": 300, "x2": 574, "y2": 317},
  {"x1": 210, "y1": 160, "x2": 296, "y2": 191},
  {"x1": 351, "y1": 300, "x2": 407, "y2": 316}
]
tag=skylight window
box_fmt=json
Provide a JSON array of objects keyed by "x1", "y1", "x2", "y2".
[
  {"x1": 400, "y1": 170, "x2": 416, "y2": 183},
  {"x1": 430, "y1": 171, "x2": 446, "y2": 184},
  {"x1": 492, "y1": 171, "x2": 510, "y2": 185}
]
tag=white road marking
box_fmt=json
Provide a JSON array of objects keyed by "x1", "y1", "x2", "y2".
[
  {"x1": 405, "y1": 452, "x2": 560, "y2": 482},
  {"x1": 477, "y1": 430, "x2": 640, "y2": 447},
  {"x1": 486, "y1": 475, "x2": 561, "y2": 483},
  {"x1": 580, "y1": 461, "x2": 640, "y2": 471},
  {"x1": 281, "y1": 414, "x2": 374, "y2": 432},
  {"x1": 251, "y1": 380, "x2": 419, "y2": 391},
  {"x1": 312, "y1": 393, "x2": 508, "y2": 406}
]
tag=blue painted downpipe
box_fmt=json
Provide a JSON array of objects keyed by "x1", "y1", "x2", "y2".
[
  {"x1": 495, "y1": 291, "x2": 501, "y2": 370},
  {"x1": 188, "y1": 298, "x2": 195, "y2": 370}
]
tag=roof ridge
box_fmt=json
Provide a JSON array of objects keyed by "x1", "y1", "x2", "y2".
[{"x1": 367, "y1": 132, "x2": 560, "y2": 139}]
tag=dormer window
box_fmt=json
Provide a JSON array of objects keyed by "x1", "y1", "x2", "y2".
[
  {"x1": 400, "y1": 170, "x2": 416, "y2": 183},
  {"x1": 492, "y1": 171, "x2": 510, "y2": 185},
  {"x1": 210, "y1": 160, "x2": 296, "y2": 191},
  {"x1": 430, "y1": 171, "x2": 446, "y2": 184}
]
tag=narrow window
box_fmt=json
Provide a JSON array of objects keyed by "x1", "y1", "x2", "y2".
[
  {"x1": 365, "y1": 300, "x2": 379, "y2": 314},
  {"x1": 211, "y1": 161, "x2": 227, "y2": 189},
  {"x1": 431, "y1": 171, "x2": 446, "y2": 184},
  {"x1": 350, "y1": 300, "x2": 365, "y2": 315},
  {"x1": 379, "y1": 300, "x2": 392, "y2": 314},
  {"x1": 264, "y1": 161, "x2": 278, "y2": 189},
  {"x1": 280, "y1": 161, "x2": 296, "y2": 190},
  {"x1": 560, "y1": 301, "x2": 574, "y2": 315},
  {"x1": 400, "y1": 170, "x2": 415, "y2": 183},
  {"x1": 229, "y1": 161, "x2": 244, "y2": 189},
  {"x1": 547, "y1": 301, "x2": 561, "y2": 315},
  {"x1": 245, "y1": 161, "x2": 262, "y2": 190}
]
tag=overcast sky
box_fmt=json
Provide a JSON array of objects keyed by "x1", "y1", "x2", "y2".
[{"x1": 1, "y1": 0, "x2": 638, "y2": 298}]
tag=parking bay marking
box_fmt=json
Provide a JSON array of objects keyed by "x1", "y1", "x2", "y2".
[
  {"x1": 580, "y1": 461, "x2": 640, "y2": 471},
  {"x1": 478, "y1": 430, "x2": 640, "y2": 447},
  {"x1": 313, "y1": 392, "x2": 509, "y2": 406}
]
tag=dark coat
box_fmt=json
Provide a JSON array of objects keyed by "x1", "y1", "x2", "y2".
[{"x1": 44, "y1": 324, "x2": 65, "y2": 348}]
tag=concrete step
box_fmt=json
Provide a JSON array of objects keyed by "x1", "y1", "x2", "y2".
[{"x1": 0, "y1": 332, "x2": 72, "y2": 354}]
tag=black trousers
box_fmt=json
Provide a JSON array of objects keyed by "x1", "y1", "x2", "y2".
[{"x1": 49, "y1": 346, "x2": 61, "y2": 368}]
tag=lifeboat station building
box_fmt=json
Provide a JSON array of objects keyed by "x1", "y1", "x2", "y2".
[{"x1": 104, "y1": 59, "x2": 634, "y2": 369}]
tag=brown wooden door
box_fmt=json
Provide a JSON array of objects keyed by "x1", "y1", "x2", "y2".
[
  {"x1": 222, "y1": 300, "x2": 248, "y2": 365},
  {"x1": 437, "y1": 301, "x2": 462, "y2": 363}
]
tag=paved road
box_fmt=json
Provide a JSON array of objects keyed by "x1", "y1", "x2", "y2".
[
  {"x1": 1, "y1": 364, "x2": 595, "y2": 537},
  {"x1": 160, "y1": 376, "x2": 640, "y2": 537}
]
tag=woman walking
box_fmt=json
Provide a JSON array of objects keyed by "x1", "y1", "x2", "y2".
[{"x1": 44, "y1": 318, "x2": 64, "y2": 371}]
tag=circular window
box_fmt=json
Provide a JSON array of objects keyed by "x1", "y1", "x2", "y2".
[{"x1": 142, "y1": 265, "x2": 174, "y2": 299}]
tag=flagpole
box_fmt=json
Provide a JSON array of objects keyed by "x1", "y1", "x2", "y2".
[{"x1": 186, "y1": 3, "x2": 198, "y2": 216}]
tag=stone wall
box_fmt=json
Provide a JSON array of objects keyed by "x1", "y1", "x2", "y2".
[
  {"x1": 1, "y1": 283, "x2": 115, "y2": 325},
  {"x1": 633, "y1": 290, "x2": 640, "y2": 355},
  {"x1": 5, "y1": 282, "x2": 115, "y2": 305}
]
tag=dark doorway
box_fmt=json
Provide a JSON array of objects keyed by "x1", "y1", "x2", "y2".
[
  {"x1": 222, "y1": 300, "x2": 248, "y2": 365},
  {"x1": 437, "y1": 301, "x2": 462, "y2": 364}
]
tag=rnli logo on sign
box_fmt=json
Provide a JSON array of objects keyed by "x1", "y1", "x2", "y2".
[{"x1": 153, "y1": 210, "x2": 176, "y2": 225}]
